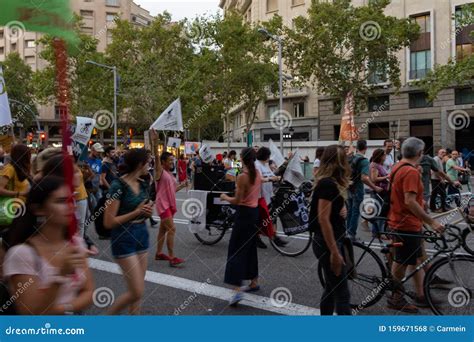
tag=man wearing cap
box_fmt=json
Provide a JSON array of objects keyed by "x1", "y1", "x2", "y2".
[{"x1": 88, "y1": 143, "x2": 104, "y2": 208}]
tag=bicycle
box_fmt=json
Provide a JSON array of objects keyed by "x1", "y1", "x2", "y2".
[
  {"x1": 317, "y1": 219, "x2": 474, "y2": 315},
  {"x1": 193, "y1": 182, "x2": 313, "y2": 257}
]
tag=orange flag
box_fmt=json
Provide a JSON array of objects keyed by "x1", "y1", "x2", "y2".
[{"x1": 338, "y1": 91, "x2": 359, "y2": 146}]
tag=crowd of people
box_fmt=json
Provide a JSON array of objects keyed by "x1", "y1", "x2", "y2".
[{"x1": 0, "y1": 133, "x2": 472, "y2": 315}]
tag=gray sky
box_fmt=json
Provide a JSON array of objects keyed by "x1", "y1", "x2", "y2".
[{"x1": 134, "y1": 0, "x2": 221, "y2": 21}]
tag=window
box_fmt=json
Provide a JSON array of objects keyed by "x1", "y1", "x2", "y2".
[
  {"x1": 55, "y1": 106, "x2": 67, "y2": 120},
  {"x1": 267, "y1": 0, "x2": 278, "y2": 13},
  {"x1": 11, "y1": 43, "x2": 16, "y2": 51},
  {"x1": 333, "y1": 100, "x2": 342, "y2": 115},
  {"x1": 0, "y1": 47, "x2": 4, "y2": 55},
  {"x1": 80, "y1": 10, "x2": 93, "y2": 18},
  {"x1": 292, "y1": 0, "x2": 304, "y2": 6},
  {"x1": 0, "y1": 30, "x2": 3, "y2": 39},
  {"x1": 25, "y1": 40, "x2": 35, "y2": 48},
  {"x1": 81, "y1": 27, "x2": 93, "y2": 35},
  {"x1": 293, "y1": 102, "x2": 305, "y2": 118},
  {"x1": 455, "y1": 88, "x2": 474, "y2": 105},
  {"x1": 409, "y1": 92, "x2": 432, "y2": 108},
  {"x1": 368, "y1": 96, "x2": 389, "y2": 112},
  {"x1": 410, "y1": 13, "x2": 431, "y2": 80},
  {"x1": 25, "y1": 56, "x2": 35, "y2": 64},
  {"x1": 368, "y1": 122, "x2": 390, "y2": 140},
  {"x1": 267, "y1": 104, "x2": 278, "y2": 119},
  {"x1": 367, "y1": 60, "x2": 387, "y2": 84},
  {"x1": 455, "y1": 5, "x2": 474, "y2": 61},
  {"x1": 334, "y1": 125, "x2": 341, "y2": 141},
  {"x1": 106, "y1": 13, "x2": 117, "y2": 22},
  {"x1": 106, "y1": 0, "x2": 120, "y2": 6}
]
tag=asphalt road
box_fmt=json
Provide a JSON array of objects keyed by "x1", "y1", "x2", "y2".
[{"x1": 84, "y1": 187, "x2": 473, "y2": 316}]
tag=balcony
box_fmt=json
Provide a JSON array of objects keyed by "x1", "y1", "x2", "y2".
[{"x1": 266, "y1": 86, "x2": 310, "y2": 99}]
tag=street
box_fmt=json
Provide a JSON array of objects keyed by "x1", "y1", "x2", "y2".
[{"x1": 84, "y1": 188, "x2": 473, "y2": 316}]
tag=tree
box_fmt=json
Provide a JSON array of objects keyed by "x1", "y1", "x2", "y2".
[
  {"x1": 32, "y1": 14, "x2": 112, "y2": 117},
  {"x1": 194, "y1": 12, "x2": 279, "y2": 145},
  {"x1": 0, "y1": 52, "x2": 38, "y2": 128},
  {"x1": 418, "y1": 4, "x2": 474, "y2": 100},
  {"x1": 283, "y1": 0, "x2": 419, "y2": 112}
]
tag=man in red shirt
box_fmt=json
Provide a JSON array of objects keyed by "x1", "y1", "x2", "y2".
[{"x1": 388, "y1": 137, "x2": 444, "y2": 313}]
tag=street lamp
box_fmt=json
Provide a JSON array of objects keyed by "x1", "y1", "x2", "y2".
[
  {"x1": 258, "y1": 27, "x2": 284, "y2": 155},
  {"x1": 289, "y1": 127, "x2": 295, "y2": 152},
  {"x1": 86, "y1": 60, "x2": 118, "y2": 149},
  {"x1": 390, "y1": 120, "x2": 397, "y2": 162}
]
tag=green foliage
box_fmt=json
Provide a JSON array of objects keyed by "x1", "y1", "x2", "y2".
[
  {"x1": 284, "y1": 0, "x2": 419, "y2": 111},
  {"x1": 0, "y1": 52, "x2": 38, "y2": 128}
]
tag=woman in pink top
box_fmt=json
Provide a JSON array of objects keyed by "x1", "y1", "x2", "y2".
[
  {"x1": 3, "y1": 176, "x2": 94, "y2": 315},
  {"x1": 150, "y1": 130, "x2": 188, "y2": 267},
  {"x1": 220, "y1": 147, "x2": 262, "y2": 306}
]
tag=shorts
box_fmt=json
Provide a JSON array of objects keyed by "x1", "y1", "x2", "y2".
[
  {"x1": 391, "y1": 230, "x2": 423, "y2": 266},
  {"x1": 159, "y1": 208, "x2": 175, "y2": 220},
  {"x1": 111, "y1": 222, "x2": 149, "y2": 259}
]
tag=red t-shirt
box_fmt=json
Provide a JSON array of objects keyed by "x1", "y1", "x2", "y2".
[
  {"x1": 388, "y1": 163, "x2": 423, "y2": 232},
  {"x1": 178, "y1": 159, "x2": 187, "y2": 182}
]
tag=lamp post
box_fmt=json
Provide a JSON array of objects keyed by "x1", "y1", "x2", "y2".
[
  {"x1": 86, "y1": 60, "x2": 118, "y2": 149},
  {"x1": 289, "y1": 127, "x2": 294, "y2": 152},
  {"x1": 258, "y1": 28, "x2": 284, "y2": 155},
  {"x1": 391, "y1": 120, "x2": 397, "y2": 162}
]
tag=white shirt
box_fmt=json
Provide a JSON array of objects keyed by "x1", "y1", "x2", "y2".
[
  {"x1": 313, "y1": 158, "x2": 321, "y2": 168},
  {"x1": 383, "y1": 153, "x2": 394, "y2": 173},
  {"x1": 255, "y1": 160, "x2": 274, "y2": 205}
]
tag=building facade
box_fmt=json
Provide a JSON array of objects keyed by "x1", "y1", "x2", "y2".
[
  {"x1": 0, "y1": 0, "x2": 153, "y2": 145},
  {"x1": 220, "y1": 0, "x2": 474, "y2": 155}
]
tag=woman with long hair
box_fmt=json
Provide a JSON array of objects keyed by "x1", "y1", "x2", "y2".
[
  {"x1": 3, "y1": 176, "x2": 94, "y2": 314},
  {"x1": 104, "y1": 149, "x2": 154, "y2": 315},
  {"x1": 0, "y1": 144, "x2": 31, "y2": 202},
  {"x1": 220, "y1": 147, "x2": 262, "y2": 305},
  {"x1": 309, "y1": 145, "x2": 351, "y2": 315},
  {"x1": 369, "y1": 148, "x2": 389, "y2": 236}
]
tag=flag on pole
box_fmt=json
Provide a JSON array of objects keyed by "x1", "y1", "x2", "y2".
[
  {"x1": 269, "y1": 139, "x2": 285, "y2": 168},
  {"x1": 283, "y1": 149, "x2": 305, "y2": 188},
  {"x1": 338, "y1": 91, "x2": 359, "y2": 146},
  {"x1": 150, "y1": 98, "x2": 184, "y2": 132},
  {"x1": 0, "y1": 66, "x2": 13, "y2": 127}
]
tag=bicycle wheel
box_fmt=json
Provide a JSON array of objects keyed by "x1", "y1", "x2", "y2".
[
  {"x1": 194, "y1": 221, "x2": 227, "y2": 245},
  {"x1": 462, "y1": 228, "x2": 474, "y2": 255},
  {"x1": 318, "y1": 241, "x2": 387, "y2": 312},
  {"x1": 269, "y1": 216, "x2": 312, "y2": 257},
  {"x1": 424, "y1": 254, "x2": 474, "y2": 315}
]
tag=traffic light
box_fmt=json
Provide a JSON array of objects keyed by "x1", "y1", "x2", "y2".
[
  {"x1": 27, "y1": 132, "x2": 33, "y2": 144},
  {"x1": 39, "y1": 131, "x2": 46, "y2": 144}
]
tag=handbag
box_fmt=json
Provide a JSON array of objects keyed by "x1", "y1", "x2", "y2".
[{"x1": 0, "y1": 178, "x2": 16, "y2": 227}]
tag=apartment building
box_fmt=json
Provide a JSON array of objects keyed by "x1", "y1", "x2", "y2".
[
  {"x1": 220, "y1": 0, "x2": 474, "y2": 154},
  {"x1": 0, "y1": 0, "x2": 153, "y2": 144}
]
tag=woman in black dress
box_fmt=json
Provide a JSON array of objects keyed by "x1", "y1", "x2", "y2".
[{"x1": 309, "y1": 144, "x2": 352, "y2": 315}]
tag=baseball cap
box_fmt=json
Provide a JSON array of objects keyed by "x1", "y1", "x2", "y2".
[{"x1": 92, "y1": 143, "x2": 104, "y2": 153}]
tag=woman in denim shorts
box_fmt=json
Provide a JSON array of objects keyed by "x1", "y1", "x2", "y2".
[{"x1": 104, "y1": 149, "x2": 153, "y2": 315}]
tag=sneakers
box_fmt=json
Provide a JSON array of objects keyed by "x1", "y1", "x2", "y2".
[
  {"x1": 155, "y1": 253, "x2": 171, "y2": 261},
  {"x1": 387, "y1": 296, "x2": 419, "y2": 313},
  {"x1": 229, "y1": 292, "x2": 244, "y2": 306},
  {"x1": 256, "y1": 236, "x2": 267, "y2": 249},
  {"x1": 169, "y1": 257, "x2": 185, "y2": 268}
]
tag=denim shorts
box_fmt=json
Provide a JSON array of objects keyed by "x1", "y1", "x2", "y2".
[{"x1": 110, "y1": 222, "x2": 149, "y2": 259}]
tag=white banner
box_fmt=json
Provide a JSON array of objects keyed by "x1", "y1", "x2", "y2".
[
  {"x1": 150, "y1": 98, "x2": 184, "y2": 131},
  {"x1": 0, "y1": 66, "x2": 13, "y2": 127},
  {"x1": 283, "y1": 149, "x2": 305, "y2": 188},
  {"x1": 199, "y1": 144, "x2": 214, "y2": 164},
  {"x1": 72, "y1": 117, "x2": 96, "y2": 145},
  {"x1": 168, "y1": 137, "x2": 181, "y2": 149},
  {"x1": 269, "y1": 139, "x2": 285, "y2": 168}
]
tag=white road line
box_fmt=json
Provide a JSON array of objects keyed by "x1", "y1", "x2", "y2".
[{"x1": 89, "y1": 258, "x2": 320, "y2": 316}]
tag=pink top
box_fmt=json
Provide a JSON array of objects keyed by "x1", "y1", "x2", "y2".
[
  {"x1": 238, "y1": 171, "x2": 262, "y2": 208},
  {"x1": 3, "y1": 236, "x2": 88, "y2": 306},
  {"x1": 155, "y1": 169, "x2": 177, "y2": 215}
]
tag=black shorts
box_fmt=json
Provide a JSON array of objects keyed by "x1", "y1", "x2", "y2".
[{"x1": 391, "y1": 230, "x2": 423, "y2": 266}]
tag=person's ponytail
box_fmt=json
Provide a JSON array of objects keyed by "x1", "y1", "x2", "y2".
[{"x1": 241, "y1": 147, "x2": 257, "y2": 185}]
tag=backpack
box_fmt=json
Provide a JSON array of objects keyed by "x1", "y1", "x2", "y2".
[{"x1": 348, "y1": 154, "x2": 365, "y2": 192}]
